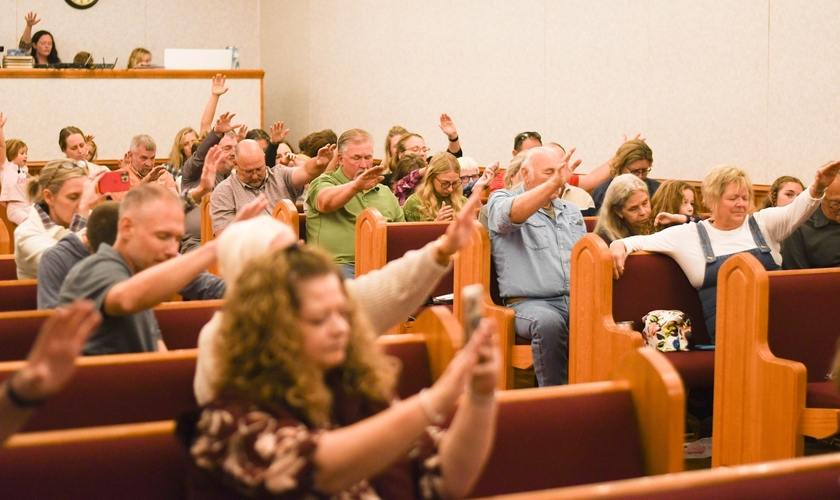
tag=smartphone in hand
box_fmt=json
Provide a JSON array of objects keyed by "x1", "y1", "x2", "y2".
[
  {"x1": 98, "y1": 170, "x2": 131, "y2": 193},
  {"x1": 461, "y1": 284, "x2": 484, "y2": 344}
]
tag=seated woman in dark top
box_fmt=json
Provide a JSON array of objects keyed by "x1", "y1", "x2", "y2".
[
  {"x1": 179, "y1": 244, "x2": 499, "y2": 499},
  {"x1": 591, "y1": 139, "x2": 660, "y2": 210},
  {"x1": 18, "y1": 12, "x2": 60, "y2": 65},
  {"x1": 594, "y1": 173, "x2": 653, "y2": 245}
]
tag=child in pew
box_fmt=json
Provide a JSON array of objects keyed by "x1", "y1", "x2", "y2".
[
  {"x1": 180, "y1": 243, "x2": 500, "y2": 499},
  {"x1": 127, "y1": 47, "x2": 152, "y2": 68},
  {"x1": 37, "y1": 201, "x2": 119, "y2": 309},
  {"x1": 651, "y1": 180, "x2": 703, "y2": 231},
  {"x1": 0, "y1": 300, "x2": 101, "y2": 443},
  {"x1": 0, "y1": 114, "x2": 33, "y2": 225}
]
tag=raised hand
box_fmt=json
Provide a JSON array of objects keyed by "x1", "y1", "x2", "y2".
[
  {"x1": 622, "y1": 133, "x2": 646, "y2": 144},
  {"x1": 813, "y1": 159, "x2": 840, "y2": 194},
  {"x1": 437, "y1": 188, "x2": 483, "y2": 257},
  {"x1": 0, "y1": 113, "x2": 6, "y2": 129},
  {"x1": 439, "y1": 113, "x2": 458, "y2": 140},
  {"x1": 468, "y1": 319, "x2": 500, "y2": 396},
  {"x1": 84, "y1": 134, "x2": 95, "y2": 144},
  {"x1": 269, "y1": 121, "x2": 290, "y2": 144},
  {"x1": 474, "y1": 161, "x2": 500, "y2": 191},
  {"x1": 213, "y1": 112, "x2": 242, "y2": 135},
  {"x1": 352, "y1": 166, "x2": 385, "y2": 192},
  {"x1": 211, "y1": 74, "x2": 229, "y2": 96},
  {"x1": 236, "y1": 124, "x2": 249, "y2": 143},
  {"x1": 315, "y1": 144, "x2": 336, "y2": 167},
  {"x1": 81, "y1": 170, "x2": 108, "y2": 212},
  {"x1": 25, "y1": 11, "x2": 41, "y2": 27},
  {"x1": 141, "y1": 165, "x2": 166, "y2": 183},
  {"x1": 11, "y1": 300, "x2": 101, "y2": 402}
]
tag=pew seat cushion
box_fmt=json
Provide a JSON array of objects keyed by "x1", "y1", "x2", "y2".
[
  {"x1": 468, "y1": 390, "x2": 645, "y2": 497},
  {"x1": 663, "y1": 350, "x2": 716, "y2": 388},
  {"x1": 805, "y1": 381, "x2": 840, "y2": 409}
]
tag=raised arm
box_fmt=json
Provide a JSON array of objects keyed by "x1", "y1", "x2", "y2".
[
  {"x1": 439, "y1": 113, "x2": 462, "y2": 156},
  {"x1": 265, "y1": 121, "x2": 289, "y2": 168},
  {"x1": 290, "y1": 144, "x2": 335, "y2": 190},
  {"x1": 103, "y1": 240, "x2": 218, "y2": 316},
  {"x1": 0, "y1": 113, "x2": 7, "y2": 161},
  {"x1": 509, "y1": 150, "x2": 576, "y2": 224},
  {"x1": 316, "y1": 166, "x2": 384, "y2": 214},
  {"x1": 200, "y1": 74, "x2": 229, "y2": 135},
  {"x1": 19, "y1": 12, "x2": 40, "y2": 48},
  {"x1": 0, "y1": 300, "x2": 101, "y2": 443}
]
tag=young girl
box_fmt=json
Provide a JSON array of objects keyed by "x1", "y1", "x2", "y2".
[
  {"x1": 0, "y1": 115, "x2": 32, "y2": 225},
  {"x1": 762, "y1": 175, "x2": 804, "y2": 209},
  {"x1": 650, "y1": 180, "x2": 702, "y2": 231},
  {"x1": 127, "y1": 48, "x2": 152, "y2": 68}
]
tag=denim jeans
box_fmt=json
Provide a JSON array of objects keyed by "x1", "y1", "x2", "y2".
[
  {"x1": 510, "y1": 296, "x2": 570, "y2": 386},
  {"x1": 341, "y1": 264, "x2": 355, "y2": 280}
]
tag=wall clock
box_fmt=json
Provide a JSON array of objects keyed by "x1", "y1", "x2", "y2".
[{"x1": 65, "y1": 0, "x2": 98, "y2": 9}]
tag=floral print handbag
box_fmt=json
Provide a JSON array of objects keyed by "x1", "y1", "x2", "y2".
[{"x1": 642, "y1": 310, "x2": 693, "y2": 352}]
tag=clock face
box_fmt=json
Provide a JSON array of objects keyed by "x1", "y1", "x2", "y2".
[{"x1": 65, "y1": 0, "x2": 99, "y2": 9}]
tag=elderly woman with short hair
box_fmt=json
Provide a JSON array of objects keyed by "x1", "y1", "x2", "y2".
[{"x1": 610, "y1": 160, "x2": 840, "y2": 342}]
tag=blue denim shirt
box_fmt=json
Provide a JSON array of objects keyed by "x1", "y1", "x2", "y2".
[{"x1": 487, "y1": 185, "x2": 586, "y2": 299}]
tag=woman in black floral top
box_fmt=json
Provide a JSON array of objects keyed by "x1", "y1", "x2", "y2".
[{"x1": 178, "y1": 245, "x2": 499, "y2": 499}]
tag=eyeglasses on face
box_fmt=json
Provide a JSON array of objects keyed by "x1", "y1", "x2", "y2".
[
  {"x1": 435, "y1": 178, "x2": 462, "y2": 189},
  {"x1": 625, "y1": 167, "x2": 652, "y2": 177},
  {"x1": 405, "y1": 146, "x2": 430, "y2": 155},
  {"x1": 460, "y1": 174, "x2": 480, "y2": 183},
  {"x1": 240, "y1": 165, "x2": 266, "y2": 178}
]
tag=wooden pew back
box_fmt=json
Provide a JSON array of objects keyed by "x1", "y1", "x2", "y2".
[
  {"x1": 0, "y1": 254, "x2": 17, "y2": 279},
  {"x1": 0, "y1": 202, "x2": 15, "y2": 253},
  {"x1": 0, "y1": 279, "x2": 37, "y2": 311},
  {"x1": 468, "y1": 348, "x2": 684, "y2": 497},
  {"x1": 272, "y1": 198, "x2": 307, "y2": 241}
]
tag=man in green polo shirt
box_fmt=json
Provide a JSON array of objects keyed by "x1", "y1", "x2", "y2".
[{"x1": 306, "y1": 128, "x2": 404, "y2": 278}]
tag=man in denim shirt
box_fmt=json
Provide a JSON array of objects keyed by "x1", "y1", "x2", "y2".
[{"x1": 486, "y1": 147, "x2": 586, "y2": 386}]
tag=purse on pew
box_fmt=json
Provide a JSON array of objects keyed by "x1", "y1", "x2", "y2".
[{"x1": 642, "y1": 310, "x2": 693, "y2": 352}]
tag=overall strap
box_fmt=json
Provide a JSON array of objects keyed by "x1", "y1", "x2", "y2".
[{"x1": 695, "y1": 223, "x2": 716, "y2": 262}]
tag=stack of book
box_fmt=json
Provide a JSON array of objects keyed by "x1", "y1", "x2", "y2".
[{"x1": 2, "y1": 56, "x2": 34, "y2": 68}]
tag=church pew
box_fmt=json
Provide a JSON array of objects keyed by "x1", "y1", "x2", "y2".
[
  {"x1": 0, "y1": 421, "x2": 187, "y2": 500},
  {"x1": 0, "y1": 202, "x2": 15, "y2": 253},
  {"x1": 712, "y1": 253, "x2": 840, "y2": 466},
  {"x1": 271, "y1": 197, "x2": 307, "y2": 241},
  {"x1": 355, "y1": 207, "x2": 452, "y2": 333},
  {"x1": 466, "y1": 347, "x2": 684, "y2": 497},
  {"x1": 0, "y1": 301, "x2": 221, "y2": 361},
  {"x1": 0, "y1": 349, "x2": 199, "y2": 432},
  {"x1": 199, "y1": 194, "x2": 219, "y2": 275},
  {"x1": 469, "y1": 453, "x2": 840, "y2": 500},
  {"x1": 0, "y1": 279, "x2": 37, "y2": 312},
  {"x1": 0, "y1": 348, "x2": 684, "y2": 500},
  {"x1": 569, "y1": 234, "x2": 714, "y2": 388},
  {"x1": 0, "y1": 254, "x2": 16, "y2": 279},
  {"x1": 454, "y1": 220, "x2": 521, "y2": 389},
  {"x1": 584, "y1": 215, "x2": 597, "y2": 232}
]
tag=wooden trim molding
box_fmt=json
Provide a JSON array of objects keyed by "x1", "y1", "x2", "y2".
[{"x1": 0, "y1": 69, "x2": 264, "y2": 79}]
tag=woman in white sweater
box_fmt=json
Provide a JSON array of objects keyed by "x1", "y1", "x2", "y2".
[
  {"x1": 14, "y1": 159, "x2": 104, "y2": 279},
  {"x1": 609, "y1": 161, "x2": 840, "y2": 342}
]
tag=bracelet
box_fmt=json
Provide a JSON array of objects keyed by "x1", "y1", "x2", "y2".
[
  {"x1": 448, "y1": 135, "x2": 459, "y2": 142},
  {"x1": 6, "y1": 373, "x2": 45, "y2": 409},
  {"x1": 185, "y1": 189, "x2": 199, "y2": 207},
  {"x1": 811, "y1": 183, "x2": 826, "y2": 195},
  {"x1": 468, "y1": 390, "x2": 496, "y2": 406},
  {"x1": 418, "y1": 388, "x2": 445, "y2": 424}
]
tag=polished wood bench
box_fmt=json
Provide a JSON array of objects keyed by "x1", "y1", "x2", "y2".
[
  {"x1": 469, "y1": 452, "x2": 840, "y2": 499},
  {"x1": 199, "y1": 194, "x2": 219, "y2": 275},
  {"x1": 466, "y1": 347, "x2": 684, "y2": 497},
  {"x1": 713, "y1": 253, "x2": 840, "y2": 466},
  {"x1": 272, "y1": 198, "x2": 307, "y2": 241},
  {"x1": 0, "y1": 253, "x2": 15, "y2": 278},
  {"x1": 569, "y1": 234, "x2": 714, "y2": 387},
  {"x1": 0, "y1": 202, "x2": 15, "y2": 253},
  {"x1": 355, "y1": 207, "x2": 453, "y2": 333},
  {"x1": 0, "y1": 279, "x2": 37, "y2": 312}
]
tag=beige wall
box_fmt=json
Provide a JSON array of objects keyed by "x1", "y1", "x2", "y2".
[
  {"x1": 264, "y1": 0, "x2": 840, "y2": 185},
  {"x1": 3, "y1": 1, "x2": 840, "y2": 184}
]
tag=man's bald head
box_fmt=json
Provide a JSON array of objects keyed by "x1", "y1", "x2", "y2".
[{"x1": 234, "y1": 139, "x2": 268, "y2": 188}]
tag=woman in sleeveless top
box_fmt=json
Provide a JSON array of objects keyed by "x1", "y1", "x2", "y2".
[{"x1": 608, "y1": 162, "x2": 840, "y2": 343}]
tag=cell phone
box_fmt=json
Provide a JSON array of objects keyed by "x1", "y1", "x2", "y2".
[
  {"x1": 461, "y1": 284, "x2": 484, "y2": 344},
  {"x1": 98, "y1": 170, "x2": 131, "y2": 193}
]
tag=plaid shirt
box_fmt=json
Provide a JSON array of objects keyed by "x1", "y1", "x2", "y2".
[{"x1": 34, "y1": 202, "x2": 87, "y2": 233}]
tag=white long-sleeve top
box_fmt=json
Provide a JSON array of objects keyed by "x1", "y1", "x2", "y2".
[{"x1": 618, "y1": 188, "x2": 822, "y2": 289}]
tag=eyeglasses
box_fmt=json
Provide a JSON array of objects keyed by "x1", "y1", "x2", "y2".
[
  {"x1": 460, "y1": 174, "x2": 480, "y2": 183},
  {"x1": 239, "y1": 165, "x2": 266, "y2": 178},
  {"x1": 435, "y1": 178, "x2": 462, "y2": 189},
  {"x1": 404, "y1": 146, "x2": 430, "y2": 155},
  {"x1": 624, "y1": 167, "x2": 652, "y2": 177}
]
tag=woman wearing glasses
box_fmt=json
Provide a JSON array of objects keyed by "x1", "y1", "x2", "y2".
[
  {"x1": 403, "y1": 152, "x2": 468, "y2": 222},
  {"x1": 609, "y1": 161, "x2": 840, "y2": 343},
  {"x1": 591, "y1": 139, "x2": 659, "y2": 211},
  {"x1": 14, "y1": 159, "x2": 104, "y2": 279}
]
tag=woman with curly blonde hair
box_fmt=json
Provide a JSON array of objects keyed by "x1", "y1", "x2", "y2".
[
  {"x1": 182, "y1": 235, "x2": 499, "y2": 499},
  {"x1": 403, "y1": 152, "x2": 466, "y2": 221}
]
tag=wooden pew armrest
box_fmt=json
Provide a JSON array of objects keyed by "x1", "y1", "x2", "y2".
[{"x1": 800, "y1": 408, "x2": 840, "y2": 439}]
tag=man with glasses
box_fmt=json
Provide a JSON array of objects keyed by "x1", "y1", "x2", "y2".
[
  {"x1": 209, "y1": 138, "x2": 334, "y2": 236},
  {"x1": 109, "y1": 135, "x2": 177, "y2": 201},
  {"x1": 306, "y1": 129, "x2": 404, "y2": 279},
  {"x1": 782, "y1": 175, "x2": 840, "y2": 269},
  {"x1": 591, "y1": 138, "x2": 659, "y2": 210},
  {"x1": 486, "y1": 146, "x2": 587, "y2": 387}
]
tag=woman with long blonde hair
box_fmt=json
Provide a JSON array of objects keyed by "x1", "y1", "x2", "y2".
[{"x1": 403, "y1": 152, "x2": 466, "y2": 221}]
